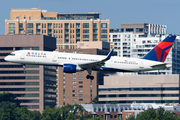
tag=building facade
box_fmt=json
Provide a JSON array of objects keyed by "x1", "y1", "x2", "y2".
[
  {"x1": 5, "y1": 8, "x2": 109, "y2": 49},
  {"x1": 98, "y1": 74, "x2": 180, "y2": 104},
  {"x1": 0, "y1": 35, "x2": 56, "y2": 112},
  {"x1": 56, "y1": 44, "x2": 117, "y2": 106},
  {"x1": 172, "y1": 36, "x2": 180, "y2": 74},
  {"x1": 121, "y1": 23, "x2": 167, "y2": 37},
  {"x1": 80, "y1": 103, "x2": 180, "y2": 120}
]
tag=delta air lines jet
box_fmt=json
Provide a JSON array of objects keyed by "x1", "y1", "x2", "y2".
[{"x1": 4, "y1": 35, "x2": 176, "y2": 80}]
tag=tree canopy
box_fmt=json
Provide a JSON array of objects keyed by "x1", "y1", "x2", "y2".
[{"x1": 127, "y1": 107, "x2": 180, "y2": 120}]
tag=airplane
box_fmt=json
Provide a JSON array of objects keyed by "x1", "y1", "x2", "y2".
[{"x1": 4, "y1": 35, "x2": 176, "y2": 80}]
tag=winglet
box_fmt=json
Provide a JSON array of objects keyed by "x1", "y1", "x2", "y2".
[{"x1": 105, "y1": 49, "x2": 114, "y2": 60}]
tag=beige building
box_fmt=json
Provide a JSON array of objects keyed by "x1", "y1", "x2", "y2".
[
  {"x1": 5, "y1": 8, "x2": 109, "y2": 49},
  {"x1": 99, "y1": 74, "x2": 180, "y2": 104}
]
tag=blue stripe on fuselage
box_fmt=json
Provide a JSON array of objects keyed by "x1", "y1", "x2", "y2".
[{"x1": 100, "y1": 67, "x2": 133, "y2": 72}]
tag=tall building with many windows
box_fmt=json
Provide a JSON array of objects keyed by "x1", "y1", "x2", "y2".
[
  {"x1": 0, "y1": 35, "x2": 56, "y2": 112},
  {"x1": 172, "y1": 36, "x2": 180, "y2": 74},
  {"x1": 5, "y1": 8, "x2": 109, "y2": 49}
]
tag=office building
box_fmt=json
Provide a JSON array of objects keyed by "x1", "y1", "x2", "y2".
[
  {"x1": 121, "y1": 23, "x2": 167, "y2": 37},
  {"x1": 172, "y1": 36, "x2": 180, "y2": 74},
  {"x1": 5, "y1": 8, "x2": 109, "y2": 49},
  {"x1": 0, "y1": 35, "x2": 56, "y2": 112},
  {"x1": 98, "y1": 74, "x2": 180, "y2": 104},
  {"x1": 56, "y1": 41, "x2": 117, "y2": 106}
]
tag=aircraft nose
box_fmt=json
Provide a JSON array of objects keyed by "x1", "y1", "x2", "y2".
[{"x1": 4, "y1": 56, "x2": 10, "y2": 61}]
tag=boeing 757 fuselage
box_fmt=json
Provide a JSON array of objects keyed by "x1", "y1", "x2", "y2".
[{"x1": 4, "y1": 35, "x2": 176, "y2": 80}]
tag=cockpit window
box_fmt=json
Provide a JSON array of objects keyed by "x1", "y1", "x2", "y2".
[{"x1": 9, "y1": 53, "x2": 15, "y2": 56}]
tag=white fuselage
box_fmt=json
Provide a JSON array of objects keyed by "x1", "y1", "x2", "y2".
[{"x1": 4, "y1": 50, "x2": 168, "y2": 72}]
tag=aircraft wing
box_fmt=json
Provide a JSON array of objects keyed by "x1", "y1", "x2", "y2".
[{"x1": 78, "y1": 49, "x2": 114, "y2": 70}]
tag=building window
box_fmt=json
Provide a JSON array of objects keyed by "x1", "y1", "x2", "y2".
[
  {"x1": 79, "y1": 81, "x2": 83, "y2": 84},
  {"x1": 83, "y1": 23, "x2": 89, "y2": 28},
  {"x1": 79, "y1": 99, "x2": 83, "y2": 101},
  {"x1": 101, "y1": 30, "x2": 107, "y2": 33},
  {"x1": 101, "y1": 23, "x2": 107, "y2": 28},
  {"x1": 79, "y1": 90, "x2": 83, "y2": 92},
  {"x1": 72, "y1": 86, "x2": 76, "y2": 88},
  {"x1": 42, "y1": 24, "x2": 46, "y2": 28},
  {"x1": 83, "y1": 30, "x2": 89, "y2": 33},
  {"x1": 65, "y1": 45, "x2": 69, "y2": 49},
  {"x1": 83, "y1": 40, "x2": 89, "y2": 42},
  {"x1": 27, "y1": 23, "x2": 33, "y2": 28},
  {"x1": 72, "y1": 81, "x2": 77, "y2": 84},
  {"x1": 27, "y1": 30, "x2": 33, "y2": 35},
  {"x1": 65, "y1": 23, "x2": 69, "y2": 29},
  {"x1": 72, "y1": 94, "x2": 77, "y2": 97},
  {"x1": 9, "y1": 30, "x2": 15, "y2": 34},
  {"x1": 101, "y1": 35, "x2": 107, "y2": 38},
  {"x1": 93, "y1": 23, "x2": 97, "y2": 29},
  {"x1": 79, "y1": 73, "x2": 83, "y2": 75},
  {"x1": 72, "y1": 90, "x2": 76, "y2": 92},
  {"x1": 19, "y1": 23, "x2": 23, "y2": 29},
  {"x1": 0, "y1": 47, "x2": 13, "y2": 51},
  {"x1": 126, "y1": 28, "x2": 134, "y2": 32},
  {"x1": 76, "y1": 23, "x2": 80, "y2": 28},
  {"x1": 32, "y1": 47, "x2": 39, "y2": 50},
  {"x1": 72, "y1": 73, "x2": 76, "y2": 75},
  {"x1": 79, "y1": 86, "x2": 83, "y2": 88},
  {"x1": 25, "y1": 105, "x2": 39, "y2": 109},
  {"x1": 73, "y1": 77, "x2": 76, "y2": 79},
  {"x1": 9, "y1": 23, "x2": 15, "y2": 29},
  {"x1": 83, "y1": 35, "x2": 89, "y2": 38},
  {"x1": 79, "y1": 94, "x2": 83, "y2": 97},
  {"x1": 72, "y1": 99, "x2": 76, "y2": 101},
  {"x1": 19, "y1": 30, "x2": 23, "y2": 34}
]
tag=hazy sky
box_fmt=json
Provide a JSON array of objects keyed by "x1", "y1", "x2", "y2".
[{"x1": 0, "y1": 0, "x2": 180, "y2": 35}]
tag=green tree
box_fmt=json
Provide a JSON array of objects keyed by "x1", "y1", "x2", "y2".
[
  {"x1": 127, "y1": 115, "x2": 135, "y2": 120},
  {"x1": 92, "y1": 96, "x2": 98, "y2": 104},
  {"x1": 42, "y1": 104, "x2": 93, "y2": 120},
  {"x1": 131, "y1": 107, "x2": 180, "y2": 120},
  {"x1": 29, "y1": 110, "x2": 42, "y2": 120},
  {"x1": 87, "y1": 117, "x2": 103, "y2": 120},
  {"x1": 110, "y1": 101, "x2": 117, "y2": 104},
  {"x1": 0, "y1": 92, "x2": 20, "y2": 106},
  {"x1": 0, "y1": 101, "x2": 19, "y2": 120}
]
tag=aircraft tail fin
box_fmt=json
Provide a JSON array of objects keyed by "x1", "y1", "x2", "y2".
[{"x1": 142, "y1": 35, "x2": 176, "y2": 62}]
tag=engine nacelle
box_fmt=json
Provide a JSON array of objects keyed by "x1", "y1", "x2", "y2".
[{"x1": 63, "y1": 64, "x2": 83, "y2": 73}]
